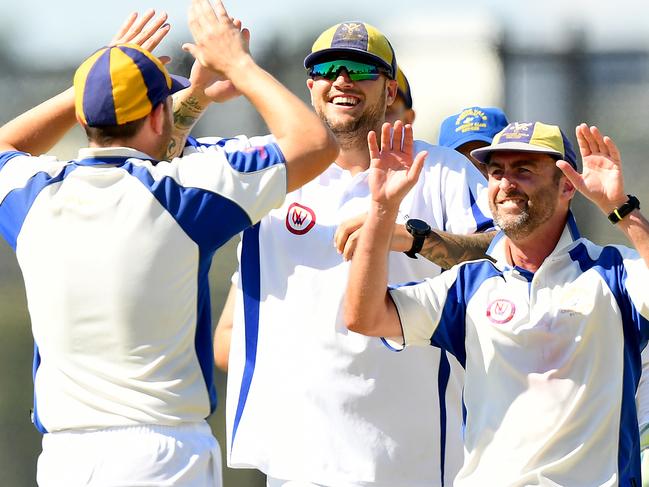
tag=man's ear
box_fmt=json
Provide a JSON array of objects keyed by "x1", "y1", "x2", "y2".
[
  {"x1": 561, "y1": 174, "x2": 577, "y2": 201},
  {"x1": 149, "y1": 103, "x2": 166, "y2": 136},
  {"x1": 386, "y1": 79, "x2": 398, "y2": 106}
]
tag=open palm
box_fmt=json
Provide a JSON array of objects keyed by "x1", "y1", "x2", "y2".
[
  {"x1": 558, "y1": 124, "x2": 626, "y2": 212},
  {"x1": 368, "y1": 121, "x2": 427, "y2": 209}
]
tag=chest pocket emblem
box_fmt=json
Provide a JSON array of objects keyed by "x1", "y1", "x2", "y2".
[
  {"x1": 286, "y1": 202, "x2": 316, "y2": 235},
  {"x1": 486, "y1": 299, "x2": 516, "y2": 324}
]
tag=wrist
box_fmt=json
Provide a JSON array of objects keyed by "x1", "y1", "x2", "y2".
[{"x1": 607, "y1": 195, "x2": 640, "y2": 224}]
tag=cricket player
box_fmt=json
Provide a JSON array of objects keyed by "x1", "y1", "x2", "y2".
[
  {"x1": 200, "y1": 21, "x2": 494, "y2": 487},
  {"x1": 345, "y1": 120, "x2": 649, "y2": 486},
  {"x1": 0, "y1": 1, "x2": 337, "y2": 485}
]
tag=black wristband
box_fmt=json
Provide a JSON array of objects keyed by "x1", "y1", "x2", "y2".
[{"x1": 607, "y1": 195, "x2": 640, "y2": 224}]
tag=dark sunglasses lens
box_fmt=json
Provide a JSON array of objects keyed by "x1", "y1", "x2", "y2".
[{"x1": 310, "y1": 60, "x2": 382, "y2": 81}]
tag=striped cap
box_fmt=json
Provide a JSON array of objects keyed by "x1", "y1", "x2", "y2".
[
  {"x1": 74, "y1": 44, "x2": 190, "y2": 127},
  {"x1": 304, "y1": 22, "x2": 397, "y2": 79},
  {"x1": 471, "y1": 121, "x2": 577, "y2": 169},
  {"x1": 395, "y1": 67, "x2": 412, "y2": 109}
]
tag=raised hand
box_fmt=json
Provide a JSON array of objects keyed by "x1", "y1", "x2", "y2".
[
  {"x1": 557, "y1": 123, "x2": 627, "y2": 214},
  {"x1": 109, "y1": 10, "x2": 170, "y2": 52},
  {"x1": 367, "y1": 121, "x2": 427, "y2": 210},
  {"x1": 188, "y1": 59, "x2": 241, "y2": 103},
  {"x1": 182, "y1": 0, "x2": 251, "y2": 78}
]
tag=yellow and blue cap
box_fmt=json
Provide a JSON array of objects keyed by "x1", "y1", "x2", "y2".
[
  {"x1": 396, "y1": 67, "x2": 413, "y2": 109},
  {"x1": 439, "y1": 107, "x2": 508, "y2": 149},
  {"x1": 74, "y1": 43, "x2": 190, "y2": 127},
  {"x1": 471, "y1": 121, "x2": 577, "y2": 169},
  {"x1": 304, "y1": 22, "x2": 397, "y2": 79}
]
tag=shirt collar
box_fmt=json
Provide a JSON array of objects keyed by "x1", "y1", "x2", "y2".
[
  {"x1": 487, "y1": 211, "x2": 581, "y2": 269},
  {"x1": 77, "y1": 147, "x2": 156, "y2": 165}
]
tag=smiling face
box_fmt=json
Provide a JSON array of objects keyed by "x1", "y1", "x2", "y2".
[
  {"x1": 486, "y1": 151, "x2": 574, "y2": 241},
  {"x1": 306, "y1": 62, "x2": 397, "y2": 147}
]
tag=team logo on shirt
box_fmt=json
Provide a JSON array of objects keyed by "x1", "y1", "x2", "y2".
[
  {"x1": 486, "y1": 299, "x2": 516, "y2": 324},
  {"x1": 286, "y1": 202, "x2": 316, "y2": 235}
]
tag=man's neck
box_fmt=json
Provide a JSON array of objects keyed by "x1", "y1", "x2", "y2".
[
  {"x1": 505, "y1": 213, "x2": 568, "y2": 273},
  {"x1": 333, "y1": 124, "x2": 383, "y2": 176}
]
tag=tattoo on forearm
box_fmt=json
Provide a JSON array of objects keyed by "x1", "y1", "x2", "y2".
[
  {"x1": 419, "y1": 231, "x2": 496, "y2": 269},
  {"x1": 165, "y1": 95, "x2": 208, "y2": 160}
]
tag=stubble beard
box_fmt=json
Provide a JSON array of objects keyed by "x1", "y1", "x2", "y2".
[
  {"x1": 318, "y1": 88, "x2": 387, "y2": 151},
  {"x1": 490, "y1": 179, "x2": 560, "y2": 241}
]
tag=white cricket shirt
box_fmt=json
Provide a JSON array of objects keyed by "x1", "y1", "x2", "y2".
[
  {"x1": 190, "y1": 136, "x2": 491, "y2": 487},
  {"x1": 389, "y1": 214, "x2": 649, "y2": 486},
  {"x1": 0, "y1": 142, "x2": 286, "y2": 433}
]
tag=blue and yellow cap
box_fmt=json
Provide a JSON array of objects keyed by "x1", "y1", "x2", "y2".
[
  {"x1": 396, "y1": 67, "x2": 413, "y2": 109},
  {"x1": 439, "y1": 107, "x2": 509, "y2": 149},
  {"x1": 74, "y1": 43, "x2": 190, "y2": 127},
  {"x1": 471, "y1": 121, "x2": 577, "y2": 169},
  {"x1": 304, "y1": 22, "x2": 397, "y2": 79}
]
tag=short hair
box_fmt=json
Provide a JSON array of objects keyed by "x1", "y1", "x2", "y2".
[{"x1": 83, "y1": 116, "x2": 148, "y2": 145}]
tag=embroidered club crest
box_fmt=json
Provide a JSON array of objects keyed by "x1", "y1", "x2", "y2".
[{"x1": 285, "y1": 202, "x2": 316, "y2": 235}]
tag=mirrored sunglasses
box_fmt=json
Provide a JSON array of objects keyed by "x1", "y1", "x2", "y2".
[{"x1": 308, "y1": 60, "x2": 389, "y2": 81}]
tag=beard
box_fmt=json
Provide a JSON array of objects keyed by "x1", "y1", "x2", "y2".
[
  {"x1": 490, "y1": 177, "x2": 560, "y2": 241},
  {"x1": 317, "y1": 85, "x2": 387, "y2": 150}
]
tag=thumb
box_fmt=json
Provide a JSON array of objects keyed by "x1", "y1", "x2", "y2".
[
  {"x1": 408, "y1": 150, "x2": 427, "y2": 183},
  {"x1": 556, "y1": 159, "x2": 583, "y2": 192}
]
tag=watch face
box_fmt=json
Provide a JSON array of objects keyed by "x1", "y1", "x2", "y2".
[{"x1": 406, "y1": 218, "x2": 431, "y2": 236}]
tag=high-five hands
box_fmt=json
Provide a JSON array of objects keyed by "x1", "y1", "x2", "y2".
[{"x1": 182, "y1": 0, "x2": 252, "y2": 79}]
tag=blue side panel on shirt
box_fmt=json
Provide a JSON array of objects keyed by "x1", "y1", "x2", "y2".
[
  {"x1": 432, "y1": 260, "x2": 502, "y2": 367},
  {"x1": 437, "y1": 351, "x2": 450, "y2": 486},
  {"x1": 468, "y1": 188, "x2": 493, "y2": 233},
  {"x1": 231, "y1": 223, "x2": 262, "y2": 449},
  {"x1": 569, "y1": 243, "x2": 646, "y2": 485},
  {"x1": 125, "y1": 163, "x2": 253, "y2": 252},
  {"x1": 31, "y1": 343, "x2": 47, "y2": 434},
  {"x1": 184, "y1": 136, "x2": 286, "y2": 173},
  {"x1": 196, "y1": 249, "x2": 218, "y2": 413},
  {"x1": 0, "y1": 163, "x2": 76, "y2": 250},
  {"x1": 223, "y1": 143, "x2": 285, "y2": 173}
]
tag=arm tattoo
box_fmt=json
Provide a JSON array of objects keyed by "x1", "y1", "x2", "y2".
[
  {"x1": 165, "y1": 95, "x2": 208, "y2": 160},
  {"x1": 419, "y1": 230, "x2": 497, "y2": 270}
]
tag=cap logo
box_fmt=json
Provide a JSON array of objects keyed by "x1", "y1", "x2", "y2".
[
  {"x1": 455, "y1": 108, "x2": 488, "y2": 134},
  {"x1": 499, "y1": 122, "x2": 534, "y2": 143},
  {"x1": 340, "y1": 23, "x2": 364, "y2": 41}
]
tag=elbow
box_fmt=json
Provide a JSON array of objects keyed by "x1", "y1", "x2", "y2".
[{"x1": 343, "y1": 306, "x2": 374, "y2": 336}]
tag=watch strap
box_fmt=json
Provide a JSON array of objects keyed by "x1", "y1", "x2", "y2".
[{"x1": 607, "y1": 195, "x2": 640, "y2": 224}]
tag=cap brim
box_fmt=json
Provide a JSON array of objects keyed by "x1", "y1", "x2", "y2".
[
  {"x1": 170, "y1": 75, "x2": 191, "y2": 95},
  {"x1": 304, "y1": 48, "x2": 394, "y2": 77},
  {"x1": 471, "y1": 142, "x2": 564, "y2": 164},
  {"x1": 443, "y1": 133, "x2": 497, "y2": 151}
]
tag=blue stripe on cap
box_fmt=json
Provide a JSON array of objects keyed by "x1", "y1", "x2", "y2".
[
  {"x1": 120, "y1": 45, "x2": 168, "y2": 108},
  {"x1": 332, "y1": 22, "x2": 369, "y2": 50},
  {"x1": 83, "y1": 49, "x2": 117, "y2": 126}
]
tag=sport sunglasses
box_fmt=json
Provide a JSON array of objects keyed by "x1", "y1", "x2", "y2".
[{"x1": 308, "y1": 60, "x2": 391, "y2": 81}]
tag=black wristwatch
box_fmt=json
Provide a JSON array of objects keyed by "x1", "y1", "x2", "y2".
[
  {"x1": 405, "y1": 218, "x2": 431, "y2": 259},
  {"x1": 607, "y1": 195, "x2": 640, "y2": 224}
]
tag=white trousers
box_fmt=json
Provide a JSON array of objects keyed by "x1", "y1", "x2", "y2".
[{"x1": 37, "y1": 422, "x2": 222, "y2": 486}]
